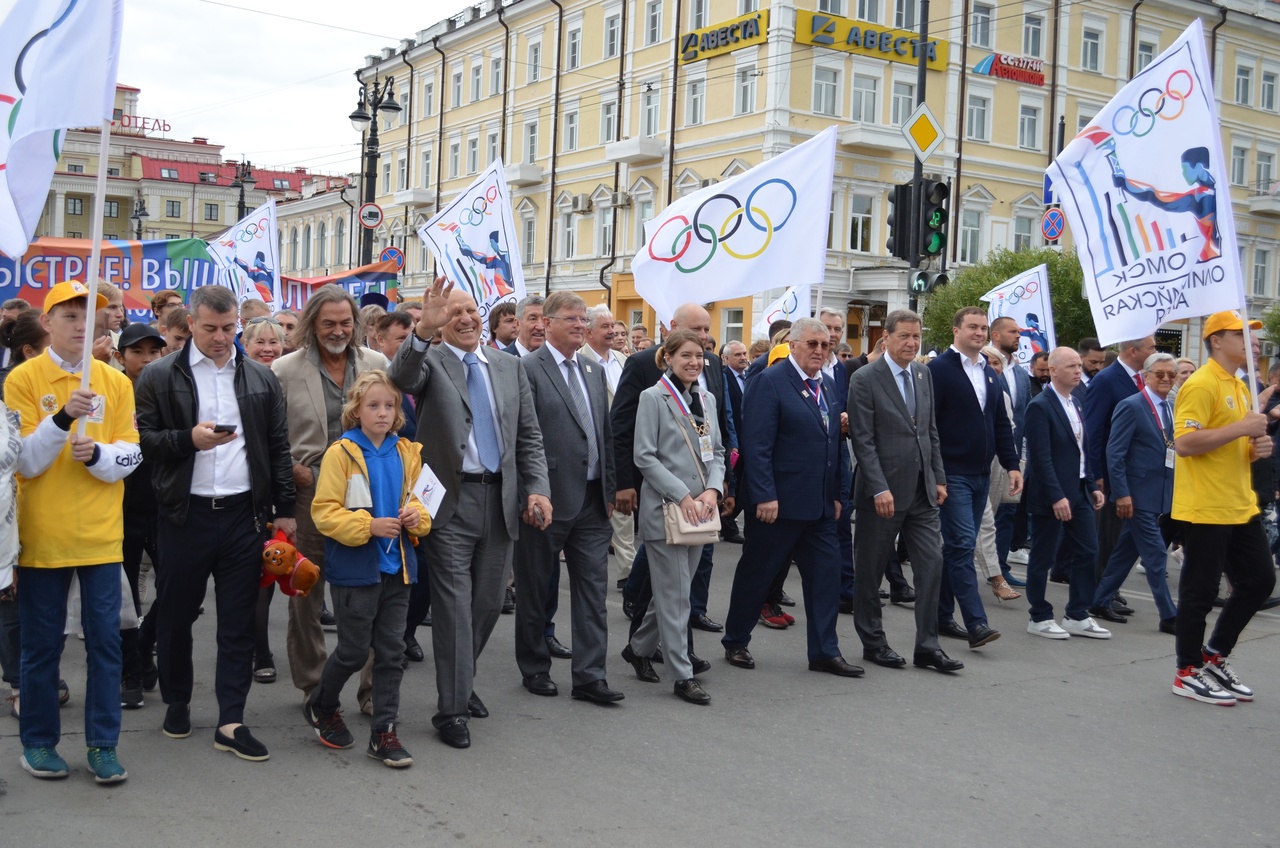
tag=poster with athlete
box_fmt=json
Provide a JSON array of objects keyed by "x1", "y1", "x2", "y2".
[
  {"x1": 752, "y1": 284, "x2": 811, "y2": 340},
  {"x1": 981, "y1": 264, "x2": 1055, "y2": 369},
  {"x1": 206, "y1": 199, "x2": 281, "y2": 310},
  {"x1": 1047, "y1": 19, "x2": 1242, "y2": 345},
  {"x1": 418, "y1": 159, "x2": 525, "y2": 339}
]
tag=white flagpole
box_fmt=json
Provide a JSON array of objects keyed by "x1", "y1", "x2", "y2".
[
  {"x1": 1243, "y1": 308, "x2": 1261, "y2": 412},
  {"x1": 76, "y1": 118, "x2": 113, "y2": 436}
]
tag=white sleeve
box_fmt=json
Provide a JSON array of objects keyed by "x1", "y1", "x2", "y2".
[
  {"x1": 84, "y1": 440, "x2": 142, "y2": 483},
  {"x1": 17, "y1": 415, "x2": 71, "y2": 478}
]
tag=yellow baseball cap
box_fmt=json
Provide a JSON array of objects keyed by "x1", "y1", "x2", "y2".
[
  {"x1": 43, "y1": 280, "x2": 109, "y2": 314},
  {"x1": 1201, "y1": 310, "x2": 1262, "y2": 339}
]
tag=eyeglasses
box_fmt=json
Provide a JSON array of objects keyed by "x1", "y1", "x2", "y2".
[
  {"x1": 794, "y1": 339, "x2": 832, "y2": 351},
  {"x1": 546, "y1": 315, "x2": 588, "y2": 325},
  {"x1": 246, "y1": 316, "x2": 280, "y2": 326}
]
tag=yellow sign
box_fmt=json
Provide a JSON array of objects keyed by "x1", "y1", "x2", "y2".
[
  {"x1": 901, "y1": 102, "x2": 944, "y2": 163},
  {"x1": 794, "y1": 10, "x2": 948, "y2": 71},
  {"x1": 679, "y1": 10, "x2": 769, "y2": 64}
]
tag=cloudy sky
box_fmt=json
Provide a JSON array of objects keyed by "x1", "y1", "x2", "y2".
[{"x1": 117, "y1": 0, "x2": 468, "y2": 176}]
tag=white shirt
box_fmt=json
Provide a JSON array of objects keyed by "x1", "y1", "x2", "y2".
[
  {"x1": 1051, "y1": 385, "x2": 1086, "y2": 479},
  {"x1": 1000, "y1": 349, "x2": 1018, "y2": 406},
  {"x1": 1144, "y1": 386, "x2": 1173, "y2": 437},
  {"x1": 729, "y1": 366, "x2": 746, "y2": 395},
  {"x1": 547, "y1": 344, "x2": 600, "y2": 481},
  {"x1": 886, "y1": 357, "x2": 915, "y2": 418},
  {"x1": 587, "y1": 344, "x2": 622, "y2": 394},
  {"x1": 189, "y1": 344, "x2": 251, "y2": 496},
  {"x1": 441, "y1": 340, "x2": 507, "y2": 474},
  {"x1": 47, "y1": 347, "x2": 82, "y2": 373},
  {"x1": 951, "y1": 345, "x2": 988, "y2": 410},
  {"x1": 513, "y1": 340, "x2": 536, "y2": 358},
  {"x1": 788, "y1": 356, "x2": 826, "y2": 415}
]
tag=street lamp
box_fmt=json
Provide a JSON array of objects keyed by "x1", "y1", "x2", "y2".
[
  {"x1": 230, "y1": 160, "x2": 257, "y2": 220},
  {"x1": 349, "y1": 74, "x2": 401, "y2": 265},
  {"x1": 129, "y1": 198, "x2": 149, "y2": 240}
]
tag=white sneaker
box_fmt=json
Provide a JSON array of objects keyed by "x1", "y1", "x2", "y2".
[
  {"x1": 1135, "y1": 564, "x2": 1147, "y2": 574},
  {"x1": 1061, "y1": 617, "x2": 1111, "y2": 639},
  {"x1": 1027, "y1": 619, "x2": 1070, "y2": 639},
  {"x1": 1202, "y1": 652, "x2": 1254, "y2": 701},
  {"x1": 1007, "y1": 549, "x2": 1029, "y2": 565},
  {"x1": 1173, "y1": 665, "x2": 1237, "y2": 705}
]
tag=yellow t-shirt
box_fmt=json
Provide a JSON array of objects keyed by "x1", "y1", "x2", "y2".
[
  {"x1": 5, "y1": 352, "x2": 138, "y2": 567},
  {"x1": 1171, "y1": 358, "x2": 1257, "y2": 525}
]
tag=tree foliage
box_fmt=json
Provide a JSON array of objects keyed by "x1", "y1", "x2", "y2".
[
  {"x1": 1261, "y1": 302, "x2": 1280, "y2": 349},
  {"x1": 918, "y1": 248, "x2": 1097, "y2": 353}
]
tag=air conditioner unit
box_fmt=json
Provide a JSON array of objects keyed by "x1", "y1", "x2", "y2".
[
  {"x1": 611, "y1": 191, "x2": 632, "y2": 208},
  {"x1": 571, "y1": 194, "x2": 592, "y2": 213},
  {"x1": 699, "y1": 179, "x2": 717, "y2": 188}
]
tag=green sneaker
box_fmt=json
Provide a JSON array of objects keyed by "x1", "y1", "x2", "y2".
[
  {"x1": 86, "y1": 747, "x2": 128, "y2": 784},
  {"x1": 20, "y1": 746, "x2": 69, "y2": 779}
]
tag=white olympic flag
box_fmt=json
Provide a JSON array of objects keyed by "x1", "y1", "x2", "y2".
[
  {"x1": 752, "y1": 284, "x2": 811, "y2": 340},
  {"x1": 206, "y1": 199, "x2": 282, "y2": 310},
  {"x1": 980, "y1": 264, "x2": 1056, "y2": 368}
]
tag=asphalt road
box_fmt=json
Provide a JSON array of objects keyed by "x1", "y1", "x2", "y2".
[{"x1": 3, "y1": 543, "x2": 1278, "y2": 847}]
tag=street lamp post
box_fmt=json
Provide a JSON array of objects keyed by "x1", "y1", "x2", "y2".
[
  {"x1": 348, "y1": 74, "x2": 401, "y2": 266},
  {"x1": 230, "y1": 160, "x2": 257, "y2": 221},
  {"x1": 129, "y1": 198, "x2": 149, "y2": 240}
]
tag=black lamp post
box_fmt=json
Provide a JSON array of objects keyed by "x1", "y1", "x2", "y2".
[
  {"x1": 348, "y1": 74, "x2": 401, "y2": 265},
  {"x1": 129, "y1": 198, "x2": 149, "y2": 240},
  {"x1": 230, "y1": 160, "x2": 257, "y2": 220}
]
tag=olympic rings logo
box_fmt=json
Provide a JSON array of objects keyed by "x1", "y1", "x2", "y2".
[
  {"x1": 1111, "y1": 69, "x2": 1194, "y2": 138},
  {"x1": 646, "y1": 178, "x2": 797, "y2": 273},
  {"x1": 459, "y1": 185, "x2": 501, "y2": 227},
  {"x1": 997, "y1": 280, "x2": 1038, "y2": 306},
  {"x1": 234, "y1": 218, "x2": 271, "y2": 243}
]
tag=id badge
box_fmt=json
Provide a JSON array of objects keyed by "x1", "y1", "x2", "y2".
[
  {"x1": 87, "y1": 395, "x2": 106, "y2": 424},
  {"x1": 699, "y1": 433, "x2": 714, "y2": 462},
  {"x1": 1165, "y1": 448, "x2": 1176, "y2": 469}
]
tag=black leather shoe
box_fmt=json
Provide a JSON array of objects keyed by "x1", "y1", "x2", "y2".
[
  {"x1": 890, "y1": 588, "x2": 916, "y2": 605},
  {"x1": 1158, "y1": 617, "x2": 1177, "y2": 634},
  {"x1": 913, "y1": 649, "x2": 964, "y2": 672},
  {"x1": 1110, "y1": 599, "x2": 1135, "y2": 616},
  {"x1": 213, "y1": 725, "x2": 270, "y2": 761},
  {"x1": 808, "y1": 656, "x2": 865, "y2": 677},
  {"x1": 163, "y1": 703, "x2": 191, "y2": 739},
  {"x1": 863, "y1": 646, "x2": 907, "y2": 668},
  {"x1": 674, "y1": 678, "x2": 711, "y2": 705},
  {"x1": 777, "y1": 591, "x2": 796, "y2": 607},
  {"x1": 938, "y1": 620, "x2": 969, "y2": 640},
  {"x1": 838, "y1": 597, "x2": 854, "y2": 615},
  {"x1": 724, "y1": 647, "x2": 755, "y2": 669},
  {"x1": 571, "y1": 679, "x2": 625, "y2": 703},
  {"x1": 622, "y1": 597, "x2": 637, "y2": 620},
  {"x1": 690, "y1": 614, "x2": 723, "y2": 632},
  {"x1": 1049, "y1": 573, "x2": 1070, "y2": 585},
  {"x1": 616, "y1": 578, "x2": 627, "y2": 590},
  {"x1": 650, "y1": 648, "x2": 664, "y2": 664},
  {"x1": 1261, "y1": 595, "x2": 1280, "y2": 611},
  {"x1": 690, "y1": 653, "x2": 711, "y2": 675},
  {"x1": 545, "y1": 635, "x2": 573, "y2": 659},
  {"x1": 522, "y1": 673, "x2": 558, "y2": 696},
  {"x1": 467, "y1": 691, "x2": 488, "y2": 718},
  {"x1": 1090, "y1": 605, "x2": 1128, "y2": 624},
  {"x1": 438, "y1": 717, "x2": 470, "y2": 749},
  {"x1": 501, "y1": 586, "x2": 515, "y2": 614},
  {"x1": 967, "y1": 623, "x2": 1001, "y2": 649},
  {"x1": 878, "y1": 589, "x2": 890, "y2": 599},
  {"x1": 404, "y1": 634, "x2": 425, "y2": 662},
  {"x1": 621, "y1": 645, "x2": 659, "y2": 683}
]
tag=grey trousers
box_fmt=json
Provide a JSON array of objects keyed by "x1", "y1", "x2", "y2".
[
  {"x1": 315, "y1": 574, "x2": 410, "y2": 727},
  {"x1": 630, "y1": 539, "x2": 700, "y2": 681},
  {"x1": 422, "y1": 480, "x2": 510, "y2": 726},
  {"x1": 610, "y1": 506, "x2": 637, "y2": 581}
]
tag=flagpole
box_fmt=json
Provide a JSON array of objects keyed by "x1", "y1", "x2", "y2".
[
  {"x1": 1243, "y1": 307, "x2": 1261, "y2": 412},
  {"x1": 76, "y1": 118, "x2": 114, "y2": 437}
]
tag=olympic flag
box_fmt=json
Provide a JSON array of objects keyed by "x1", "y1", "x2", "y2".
[
  {"x1": 980, "y1": 264, "x2": 1056, "y2": 368},
  {"x1": 418, "y1": 159, "x2": 525, "y2": 337},
  {"x1": 633, "y1": 127, "x2": 837, "y2": 328},
  {"x1": 752, "y1": 284, "x2": 811, "y2": 340},
  {"x1": 206, "y1": 199, "x2": 282, "y2": 310},
  {"x1": 0, "y1": 0, "x2": 123, "y2": 258},
  {"x1": 1046, "y1": 19, "x2": 1241, "y2": 346}
]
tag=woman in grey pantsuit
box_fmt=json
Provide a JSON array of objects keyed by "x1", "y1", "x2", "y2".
[{"x1": 625, "y1": 331, "x2": 725, "y2": 705}]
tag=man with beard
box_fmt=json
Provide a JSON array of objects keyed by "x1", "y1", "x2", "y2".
[{"x1": 1029, "y1": 351, "x2": 1050, "y2": 397}]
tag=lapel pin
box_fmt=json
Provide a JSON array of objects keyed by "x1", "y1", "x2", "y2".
[{"x1": 802, "y1": 390, "x2": 811, "y2": 398}]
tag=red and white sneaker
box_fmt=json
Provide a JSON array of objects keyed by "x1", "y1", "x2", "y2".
[
  {"x1": 759, "y1": 604, "x2": 788, "y2": 629},
  {"x1": 779, "y1": 609, "x2": 795, "y2": 626},
  {"x1": 1172, "y1": 665, "x2": 1237, "y2": 706},
  {"x1": 1202, "y1": 649, "x2": 1254, "y2": 701}
]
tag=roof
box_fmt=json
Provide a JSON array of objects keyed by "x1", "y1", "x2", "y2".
[{"x1": 136, "y1": 157, "x2": 313, "y2": 192}]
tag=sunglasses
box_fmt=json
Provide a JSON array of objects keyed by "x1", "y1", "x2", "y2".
[
  {"x1": 794, "y1": 339, "x2": 832, "y2": 351},
  {"x1": 246, "y1": 316, "x2": 281, "y2": 325}
]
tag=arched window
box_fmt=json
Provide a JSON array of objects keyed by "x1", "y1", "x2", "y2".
[
  {"x1": 317, "y1": 221, "x2": 327, "y2": 270},
  {"x1": 289, "y1": 227, "x2": 299, "y2": 270},
  {"x1": 302, "y1": 225, "x2": 312, "y2": 269},
  {"x1": 334, "y1": 217, "x2": 346, "y2": 266}
]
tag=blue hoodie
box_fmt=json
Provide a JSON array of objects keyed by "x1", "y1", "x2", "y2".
[{"x1": 346, "y1": 427, "x2": 404, "y2": 576}]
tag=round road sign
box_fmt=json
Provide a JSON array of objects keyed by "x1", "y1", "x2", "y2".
[
  {"x1": 380, "y1": 246, "x2": 405, "y2": 270},
  {"x1": 1041, "y1": 207, "x2": 1065, "y2": 242},
  {"x1": 358, "y1": 202, "x2": 384, "y2": 229}
]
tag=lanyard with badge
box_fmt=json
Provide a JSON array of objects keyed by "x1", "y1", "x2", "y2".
[
  {"x1": 805, "y1": 379, "x2": 830, "y2": 430},
  {"x1": 659, "y1": 374, "x2": 714, "y2": 462},
  {"x1": 1141, "y1": 391, "x2": 1176, "y2": 468}
]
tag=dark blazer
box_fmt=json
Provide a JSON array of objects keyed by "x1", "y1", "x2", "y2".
[
  {"x1": 848, "y1": 357, "x2": 946, "y2": 508},
  {"x1": 1002, "y1": 357, "x2": 1032, "y2": 449},
  {"x1": 723, "y1": 365, "x2": 745, "y2": 438},
  {"x1": 1106, "y1": 391, "x2": 1174, "y2": 514},
  {"x1": 1023, "y1": 388, "x2": 1098, "y2": 516},
  {"x1": 502, "y1": 341, "x2": 520, "y2": 357},
  {"x1": 1083, "y1": 360, "x2": 1141, "y2": 485},
  {"x1": 740, "y1": 358, "x2": 849, "y2": 519},
  {"x1": 926, "y1": 348, "x2": 1018, "y2": 477}
]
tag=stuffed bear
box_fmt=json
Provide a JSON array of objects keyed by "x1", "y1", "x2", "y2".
[{"x1": 261, "y1": 527, "x2": 320, "y2": 597}]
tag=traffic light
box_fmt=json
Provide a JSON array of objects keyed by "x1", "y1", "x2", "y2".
[
  {"x1": 918, "y1": 178, "x2": 949, "y2": 258},
  {"x1": 886, "y1": 181, "x2": 913, "y2": 261},
  {"x1": 909, "y1": 269, "x2": 950, "y2": 294}
]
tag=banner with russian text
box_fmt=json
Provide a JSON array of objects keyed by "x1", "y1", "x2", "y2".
[
  {"x1": 752, "y1": 284, "x2": 811, "y2": 340},
  {"x1": 980, "y1": 264, "x2": 1056, "y2": 368},
  {"x1": 1046, "y1": 19, "x2": 1241, "y2": 345},
  {"x1": 206, "y1": 199, "x2": 281, "y2": 310},
  {"x1": 280, "y1": 260, "x2": 399, "y2": 312}
]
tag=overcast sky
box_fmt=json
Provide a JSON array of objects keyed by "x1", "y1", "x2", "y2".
[{"x1": 117, "y1": 0, "x2": 467, "y2": 176}]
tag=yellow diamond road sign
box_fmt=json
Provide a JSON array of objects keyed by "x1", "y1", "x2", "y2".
[{"x1": 902, "y1": 102, "x2": 944, "y2": 164}]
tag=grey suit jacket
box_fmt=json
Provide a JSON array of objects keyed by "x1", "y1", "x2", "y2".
[
  {"x1": 848, "y1": 356, "x2": 946, "y2": 509},
  {"x1": 632, "y1": 383, "x2": 726, "y2": 543},
  {"x1": 388, "y1": 336, "x2": 550, "y2": 540},
  {"x1": 522, "y1": 344, "x2": 616, "y2": 514},
  {"x1": 272, "y1": 345, "x2": 386, "y2": 472}
]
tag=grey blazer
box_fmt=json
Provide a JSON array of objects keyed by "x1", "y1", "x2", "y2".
[
  {"x1": 848, "y1": 356, "x2": 946, "y2": 509},
  {"x1": 632, "y1": 382, "x2": 726, "y2": 544},
  {"x1": 388, "y1": 336, "x2": 550, "y2": 540},
  {"x1": 521, "y1": 344, "x2": 616, "y2": 513}
]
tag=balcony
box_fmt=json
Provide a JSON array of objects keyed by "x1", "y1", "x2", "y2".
[
  {"x1": 393, "y1": 188, "x2": 435, "y2": 208},
  {"x1": 507, "y1": 162, "x2": 544, "y2": 186},
  {"x1": 605, "y1": 136, "x2": 665, "y2": 165},
  {"x1": 1248, "y1": 182, "x2": 1280, "y2": 216},
  {"x1": 838, "y1": 122, "x2": 909, "y2": 153}
]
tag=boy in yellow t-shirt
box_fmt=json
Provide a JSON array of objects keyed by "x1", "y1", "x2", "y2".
[{"x1": 4, "y1": 281, "x2": 141, "y2": 783}]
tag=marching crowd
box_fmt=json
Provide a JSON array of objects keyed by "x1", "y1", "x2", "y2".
[{"x1": 0, "y1": 277, "x2": 1275, "y2": 785}]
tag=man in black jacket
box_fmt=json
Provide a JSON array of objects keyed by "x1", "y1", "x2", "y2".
[{"x1": 135, "y1": 284, "x2": 295, "y2": 763}]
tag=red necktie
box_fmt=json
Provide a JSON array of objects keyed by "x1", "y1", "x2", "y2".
[{"x1": 1135, "y1": 373, "x2": 1144, "y2": 390}]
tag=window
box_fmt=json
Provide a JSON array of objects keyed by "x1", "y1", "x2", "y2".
[
  {"x1": 891, "y1": 81, "x2": 914, "y2": 126},
  {"x1": 646, "y1": 0, "x2": 662, "y2": 45},
  {"x1": 66, "y1": 163, "x2": 84, "y2": 173},
  {"x1": 525, "y1": 122, "x2": 538, "y2": 162},
  {"x1": 966, "y1": 94, "x2": 990, "y2": 141},
  {"x1": 813, "y1": 68, "x2": 839, "y2": 117},
  {"x1": 65, "y1": 231, "x2": 82, "y2": 239},
  {"x1": 851, "y1": 74, "x2": 877, "y2": 123},
  {"x1": 818, "y1": 0, "x2": 844, "y2": 13},
  {"x1": 849, "y1": 195, "x2": 872, "y2": 253},
  {"x1": 334, "y1": 218, "x2": 345, "y2": 264},
  {"x1": 449, "y1": 143, "x2": 460, "y2": 179},
  {"x1": 686, "y1": 80, "x2": 705, "y2": 125},
  {"x1": 970, "y1": 4, "x2": 992, "y2": 48},
  {"x1": 164, "y1": 234, "x2": 178, "y2": 240},
  {"x1": 160, "y1": 167, "x2": 179, "y2": 180},
  {"x1": 273, "y1": 178, "x2": 290, "y2": 190},
  {"x1": 736, "y1": 66, "x2": 756, "y2": 115},
  {"x1": 421, "y1": 146, "x2": 432, "y2": 187},
  {"x1": 722, "y1": 308, "x2": 744, "y2": 344},
  {"x1": 636, "y1": 198, "x2": 655, "y2": 245},
  {"x1": 1257, "y1": 151, "x2": 1274, "y2": 190},
  {"x1": 522, "y1": 217, "x2": 536, "y2": 265},
  {"x1": 1018, "y1": 104, "x2": 1041, "y2": 150},
  {"x1": 528, "y1": 43, "x2": 541, "y2": 82},
  {"x1": 471, "y1": 65, "x2": 482, "y2": 102},
  {"x1": 397, "y1": 157, "x2": 408, "y2": 190},
  {"x1": 604, "y1": 14, "x2": 621, "y2": 59},
  {"x1": 199, "y1": 172, "x2": 217, "y2": 184},
  {"x1": 1231, "y1": 146, "x2": 1248, "y2": 185},
  {"x1": 204, "y1": 203, "x2": 219, "y2": 222},
  {"x1": 828, "y1": 200, "x2": 836, "y2": 250},
  {"x1": 690, "y1": 0, "x2": 707, "y2": 30},
  {"x1": 642, "y1": 88, "x2": 661, "y2": 136},
  {"x1": 302, "y1": 225, "x2": 312, "y2": 268},
  {"x1": 1014, "y1": 215, "x2": 1034, "y2": 251},
  {"x1": 452, "y1": 71, "x2": 462, "y2": 107},
  {"x1": 165, "y1": 200, "x2": 181, "y2": 218},
  {"x1": 467, "y1": 138, "x2": 479, "y2": 174},
  {"x1": 1081, "y1": 29, "x2": 1101, "y2": 72},
  {"x1": 740, "y1": 0, "x2": 758, "y2": 13},
  {"x1": 1136, "y1": 41, "x2": 1156, "y2": 72},
  {"x1": 382, "y1": 157, "x2": 392, "y2": 193},
  {"x1": 104, "y1": 200, "x2": 119, "y2": 218},
  {"x1": 317, "y1": 222, "x2": 327, "y2": 268},
  {"x1": 1023, "y1": 14, "x2": 1043, "y2": 58},
  {"x1": 104, "y1": 233, "x2": 118, "y2": 241},
  {"x1": 398, "y1": 87, "x2": 408, "y2": 125},
  {"x1": 597, "y1": 207, "x2": 613, "y2": 256},
  {"x1": 65, "y1": 197, "x2": 83, "y2": 215},
  {"x1": 107, "y1": 167, "x2": 120, "y2": 176},
  {"x1": 561, "y1": 211, "x2": 576, "y2": 258},
  {"x1": 423, "y1": 80, "x2": 435, "y2": 115},
  {"x1": 1236, "y1": 65, "x2": 1253, "y2": 106},
  {"x1": 601, "y1": 99, "x2": 618, "y2": 142},
  {"x1": 564, "y1": 110, "x2": 579, "y2": 151},
  {"x1": 490, "y1": 58, "x2": 503, "y2": 96},
  {"x1": 959, "y1": 210, "x2": 982, "y2": 263},
  {"x1": 857, "y1": 0, "x2": 878, "y2": 22},
  {"x1": 1263, "y1": 72, "x2": 1277, "y2": 111},
  {"x1": 487, "y1": 132, "x2": 499, "y2": 165},
  {"x1": 895, "y1": 0, "x2": 916, "y2": 31},
  {"x1": 1254, "y1": 248, "x2": 1269, "y2": 296},
  {"x1": 566, "y1": 29, "x2": 581, "y2": 70}
]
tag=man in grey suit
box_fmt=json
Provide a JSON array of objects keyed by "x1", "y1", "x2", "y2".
[
  {"x1": 848, "y1": 310, "x2": 962, "y2": 673},
  {"x1": 388, "y1": 278, "x2": 552, "y2": 749},
  {"x1": 514, "y1": 292, "x2": 623, "y2": 704}
]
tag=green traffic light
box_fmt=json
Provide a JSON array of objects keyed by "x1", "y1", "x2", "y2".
[{"x1": 923, "y1": 232, "x2": 946, "y2": 255}]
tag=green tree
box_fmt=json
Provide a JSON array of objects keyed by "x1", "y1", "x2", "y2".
[
  {"x1": 1262, "y1": 301, "x2": 1280, "y2": 349},
  {"x1": 918, "y1": 248, "x2": 1096, "y2": 352}
]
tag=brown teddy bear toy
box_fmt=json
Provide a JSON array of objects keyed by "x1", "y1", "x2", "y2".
[{"x1": 261, "y1": 527, "x2": 320, "y2": 597}]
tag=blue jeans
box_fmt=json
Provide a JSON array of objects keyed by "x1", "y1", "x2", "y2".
[
  {"x1": 1094, "y1": 510, "x2": 1178, "y2": 621},
  {"x1": 18, "y1": 564, "x2": 122, "y2": 749},
  {"x1": 937, "y1": 474, "x2": 991, "y2": 630}
]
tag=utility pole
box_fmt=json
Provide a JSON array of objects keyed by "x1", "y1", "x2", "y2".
[{"x1": 907, "y1": 0, "x2": 930, "y2": 312}]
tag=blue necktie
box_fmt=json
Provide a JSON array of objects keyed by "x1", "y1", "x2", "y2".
[
  {"x1": 463, "y1": 352, "x2": 501, "y2": 473},
  {"x1": 806, "y1": 378, "x2": 829, "y2": 428},
  {"x1": 1161, "y1": 399, "x2": 1173, "y2": 439}
]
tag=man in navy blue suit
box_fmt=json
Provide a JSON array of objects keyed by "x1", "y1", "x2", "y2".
[
  {"x1": 926, "y1": 307, "x2": 1020, "y2": 650},
  {"x1": 720, "y1": 340, "x2": 749, "y2": 543},
  {"x1": 989, "y1": 317, "x2": 1032, "y2": 586},
  {"x1": 817, "y1": 307, "x2": 863, "y2": 613},
  {"x1": 1091, "y1": 353, "x2": 1179, "y2": 632},
  {"x1": 721, "y1": 318, "x2": 861, "y2": 676}
]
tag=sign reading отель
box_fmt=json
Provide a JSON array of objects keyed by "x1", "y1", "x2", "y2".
[
  {"x1": 794, "y1": 10, "x2": 948, "y2": 71},
  {"x1": 679, "y1": 10, "x2": 769, "y2": 64}
]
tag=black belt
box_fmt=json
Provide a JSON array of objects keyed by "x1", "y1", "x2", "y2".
[
  {"x1": 460, "y1": 471, "x2": 502, "y2": 485},
  {"x1": 189, "y1": 491, "x2": 253, "y2": 511}
]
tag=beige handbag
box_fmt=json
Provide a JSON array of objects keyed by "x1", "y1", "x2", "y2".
[{"x1": 661, "y1": 403, "x2": 721, "y2": 546}]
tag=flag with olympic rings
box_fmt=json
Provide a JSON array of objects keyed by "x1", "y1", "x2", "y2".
[
  {"x1": 1046, "y1": 19, "x2": 1243, "y2": 346},
  {"x1": 633, "y1": 127, "x2": 836, "y2": 328},
  {"x1": 980, "y1": 264, "x2": 1055, "y2": 369},
  {"x1": 752, "y1": 284, "x2": 811, "y2": 340},
  {"x1": 206, "y1": 199, "x2": 281, "y2": 310}
]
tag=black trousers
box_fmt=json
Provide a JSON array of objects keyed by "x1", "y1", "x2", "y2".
[
  {"x1": 156, "y1": 494, "x2": 265, "y2": 726},
  {"x1": 122, "y1": 520, "x2": 157, "y2": 680}
]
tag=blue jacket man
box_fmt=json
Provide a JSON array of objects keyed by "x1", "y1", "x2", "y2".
[{"x1": 989, "y1": 317, "x2": 1033, "y2": 581}]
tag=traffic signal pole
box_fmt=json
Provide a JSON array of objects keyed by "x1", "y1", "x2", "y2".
[{"x1": 907, "y1": 0, "x2": 930, "y2": 312}]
